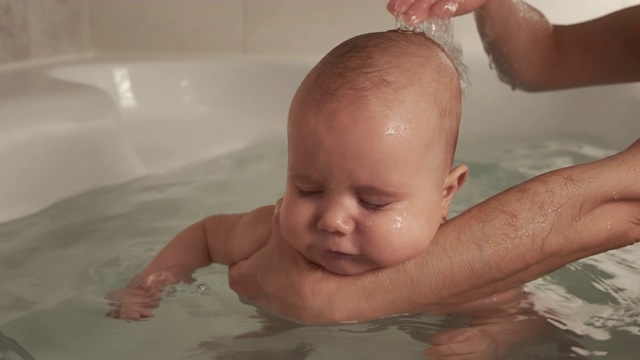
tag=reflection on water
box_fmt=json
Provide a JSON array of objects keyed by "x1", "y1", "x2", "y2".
[{"x1": 0, "y1": 134, "x2": 638, "y2": 359}]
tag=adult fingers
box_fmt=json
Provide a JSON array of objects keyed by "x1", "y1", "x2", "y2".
[
  {"x1": 427, "y1": 328, "x2": 497, "y2": 360},
  {"x1": 389, "y1": 0, "x2": 490, "y2": 27},
  {"x1": 403, "y1": 0, "x2": 437, "y2": 26},
  {"x1": 429, "y1": 0, "x2": 489, "y2": 18},
  {"x1": 387, "y1": 0, "x2": 417, "y2": 15}
]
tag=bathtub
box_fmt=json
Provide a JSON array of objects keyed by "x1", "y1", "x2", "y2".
[
  {"x1": 0, "y1": 56, "x2": 314, "y2": 223},
  {"x1": 2, "y1": 53, "x2": 638, "y2": 224},
  {"x1": 0, "y1": 52, "x2": 639, "y2": 359}
]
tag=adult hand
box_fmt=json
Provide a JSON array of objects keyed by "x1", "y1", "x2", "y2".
[
  {"x1": 387, "y1": 0, "x2": 488, "y2": 26},
  {"x1": 426, "y1": 328, "x2": 497, "y2": 360}
]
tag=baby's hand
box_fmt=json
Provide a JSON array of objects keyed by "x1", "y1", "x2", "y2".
[
  {"x1": 105, "y1": 270, "x2": 183, "y2": 321},
  {"x1": 425, "y1": 328, "x2": 497, "y2": 360},
  {"x1": 105, "y1": 286, "x2": 162, "y2": 321}
]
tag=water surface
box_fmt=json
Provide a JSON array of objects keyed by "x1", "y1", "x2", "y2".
[{"x1": 1, "y1": 134, "x2": 638, "y2": 359}]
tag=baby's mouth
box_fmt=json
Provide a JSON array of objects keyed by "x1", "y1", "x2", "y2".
[
  {"x1": 324, "y1": 250, "x2": 357, "y2": 259},
  {"x1": 316, "y1": 249, "x2": 367, "y2": 275}
]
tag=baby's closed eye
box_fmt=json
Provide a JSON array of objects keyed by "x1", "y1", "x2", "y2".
[
  {"x1": 357, "y1": 197, "x2": 392, "y2": 212},
  {"x1": 295, "y1": 186, "x2": 323, "y2": 196}
]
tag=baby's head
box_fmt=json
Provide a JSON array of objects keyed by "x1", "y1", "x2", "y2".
[{"x1": 280, "y1": 31, "x2": 468, "y2": 275}]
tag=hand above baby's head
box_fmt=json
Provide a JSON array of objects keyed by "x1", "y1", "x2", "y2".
[{"x1": 387, "y1": 0, "x2": 489, "y2": 26}]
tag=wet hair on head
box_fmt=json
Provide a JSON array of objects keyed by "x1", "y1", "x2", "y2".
[
  {"x1": 298, "y1": 30, "x2": 464, "y2": 167},
  {"x1": 305, "y1": 31, "x2": 463, "y2": 95}
]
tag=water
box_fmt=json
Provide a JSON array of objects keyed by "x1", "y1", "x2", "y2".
[
  {"x1": 395, "y1": 17, "x2": 469, "y2": 94},
  {"x1": 0, "y1": 134, "x2": 638, "y2": 359}
]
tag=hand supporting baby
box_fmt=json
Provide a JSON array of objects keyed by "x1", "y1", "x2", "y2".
[
  {"x1": 228, "y1": 201, "x2": 339, "y2": 324},
  {"x1": 426, "y1": 328, "x2": 498, "y2": 360}
]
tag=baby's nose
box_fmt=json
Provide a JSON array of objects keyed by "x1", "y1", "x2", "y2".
[{"x1": 317, "y1": 201, "x2": 355, "y2": 234}]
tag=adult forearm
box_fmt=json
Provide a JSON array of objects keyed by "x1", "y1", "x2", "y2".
[
  {"x1": 475, "y1": 1, "x2": 640, "y2": 91},
  {"x1": 343, "y1": 139, "x2": 640, "y2": 319},
  {"x1": 414, "y1": 138, "x2": 640, "y2": 309},
  {"x1": 552, "y1": 5, "x2": 640, "y2": 89},
  {"x1": 473, "y1": 0, "x2": 555, "y2": 91},
  {"x1": 227, "y1": 141, "x2": 640, "y2": 324}
]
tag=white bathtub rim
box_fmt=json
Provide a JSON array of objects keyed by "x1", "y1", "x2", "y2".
[{"x1": 0, "y1": 54, "x2": 638, "y2": 224}]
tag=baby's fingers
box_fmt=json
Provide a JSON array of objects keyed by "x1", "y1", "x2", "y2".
[
  {"x1": 107, "y1": 304, "x2": 156, "y2": 321},
  {"x1": 105, "y1": 287, "x2": 162, "y2": 305},
  {"x1": 105, "y1": 287, "x2": 162, "y2": 320}
]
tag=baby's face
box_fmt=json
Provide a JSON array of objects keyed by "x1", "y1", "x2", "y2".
[{"x1": 280, "y1": 89, "x2": 453, "y2": 275}]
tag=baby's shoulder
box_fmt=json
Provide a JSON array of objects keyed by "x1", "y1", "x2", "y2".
[{"x1": 227, "y1": 204, "x2": 276, "y2": 262}]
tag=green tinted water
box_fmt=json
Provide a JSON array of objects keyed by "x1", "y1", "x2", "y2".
[{"x1": 0, "y1": 134, "x2": 637, "y2": 359}]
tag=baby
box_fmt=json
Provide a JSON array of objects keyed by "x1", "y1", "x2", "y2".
[
  {"x1": 108, "y1": 30, "x2": 548, "y2": 358},
  {"x1": 109, "y1": 30, "x2": 467, "y2": 302}
]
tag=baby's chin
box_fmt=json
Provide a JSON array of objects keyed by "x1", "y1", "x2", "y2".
[{"x1": 312, "y1": 250, "x2": 380, "y2": 276}]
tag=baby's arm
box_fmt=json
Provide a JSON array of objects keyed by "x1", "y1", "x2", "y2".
[
  {"x1": 107, "y1": 205, "x2": 274, "y2": 320},
  {"x1": 475, "y1": 0, "x2": 640, "y2": 91},
  {"x1": 135, "y1": 205, "x2": 274, "y2": 277}
]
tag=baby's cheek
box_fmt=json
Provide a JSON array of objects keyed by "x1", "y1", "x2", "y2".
[
  {"x1": 279, "y1": 208, "x2": 298, "y2": 238},
  {"x1": 383, "y1": 214, "x2": 437, "y2": 256},
  {"x1": 280, "y1": 202, "x2": 312, "y2": 242},
  {"x1": 385, "y1": 211, "x2": 425, "y2": 235}
]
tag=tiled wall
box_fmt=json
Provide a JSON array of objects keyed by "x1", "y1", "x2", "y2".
[
  {"x1": 1, "y1": 0, "x2": 639, "y2": 66},
  {"x1": 87, "y1": 0, "x2": 640, "y2": 58},
  {"x1": 87, "y1": 0, "x2": 392, "y2": 57},
  {"x1": 88, "y1": 0, "x2": 244, "y2": 55},
  {"x1": 0, "y1": 0, "x2": 90, "y2": 65}
]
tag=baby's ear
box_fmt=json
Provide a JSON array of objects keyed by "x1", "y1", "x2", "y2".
[{"x1": 440, "y1": 164, "x2": 469, "y2": 220}]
